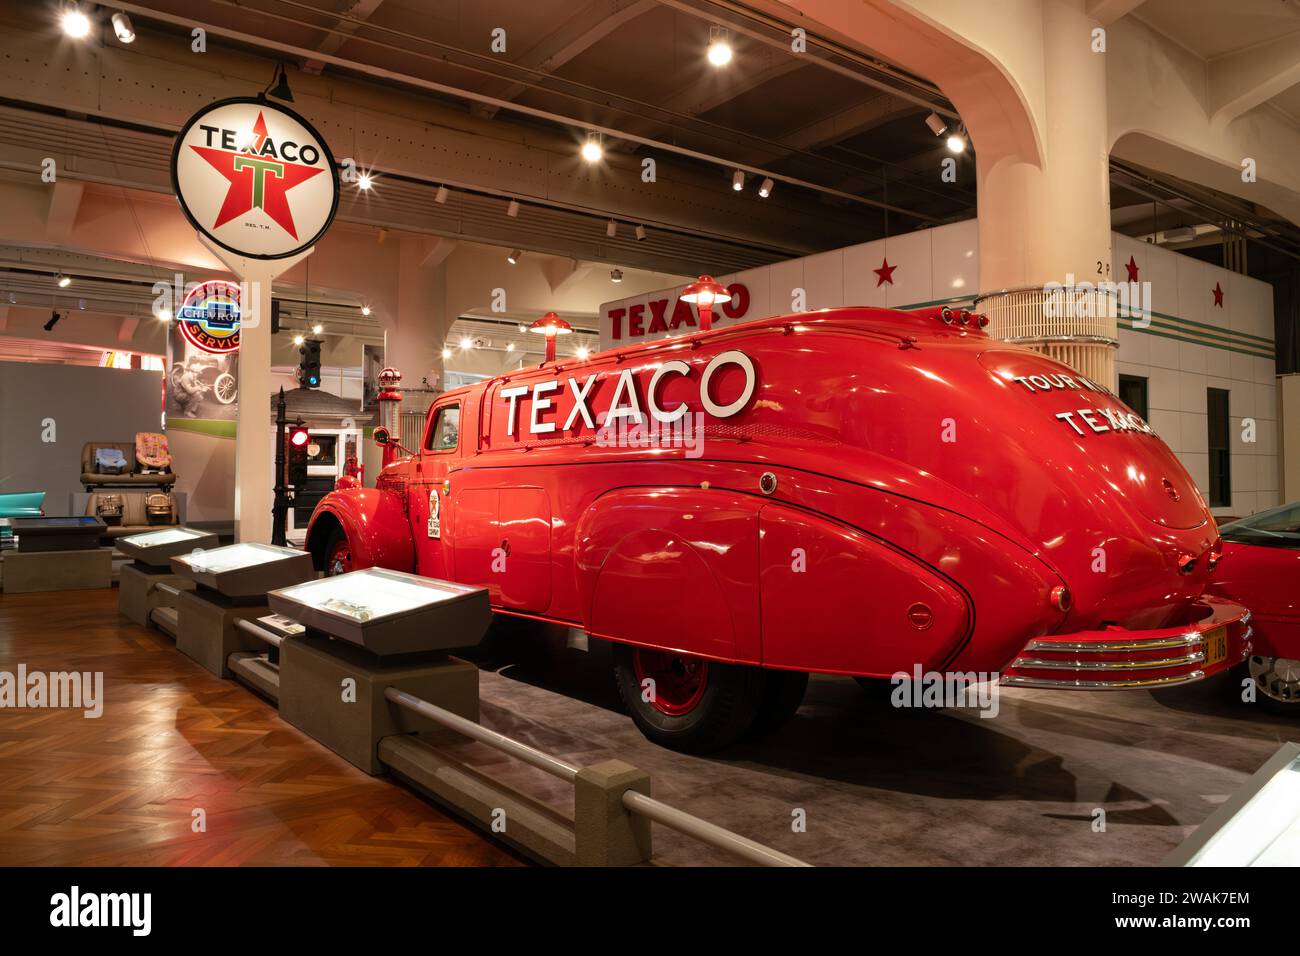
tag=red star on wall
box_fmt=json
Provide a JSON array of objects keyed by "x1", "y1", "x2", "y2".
[
  {"x1": 874, "y1": 258, "x2": 897, "y2": 287},
  {"x1": 189, "y1": 111, "x2": 325, "y2": 239},
  {"x1": 1212, "y1": 282, "x2": 1224, "y2": 307},
  {"x1": 1125, "y1": 255, "x2": 1139, "y2": 282}
]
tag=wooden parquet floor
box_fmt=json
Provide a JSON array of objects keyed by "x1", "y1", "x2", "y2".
[{"x1": 0, "y1": 588, "x2": 523, "y2": 866}]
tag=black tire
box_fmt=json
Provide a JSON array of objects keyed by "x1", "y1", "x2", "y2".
[
  {"x1": 746, "y1": 670, "x2": 809, "y2": 739},
  {"x1": 612, "y1": 643, "x2": 764, "y2": 753},
  {"x1": 322, "y1": 525, "x2": 351, "y2": 576},
  {"x1": 1230, "y1": 657, "x2": 1300, "y2": 717}
]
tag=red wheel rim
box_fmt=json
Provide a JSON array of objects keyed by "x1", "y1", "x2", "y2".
[
  {"x1": 326, "y1": 537, "x2": 353, "y2": 576},
  {"x1": 632, "y1": 648, "x2": 708, "y2": 716}
]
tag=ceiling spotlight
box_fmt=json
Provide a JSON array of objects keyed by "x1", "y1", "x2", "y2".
[
  {"x1": 459, "y1": 336, "x2": 474, "y2": 350},
  {"x1": 575, "y1": 346, "x2": 591, "y2": 361},
  {"x1": 156, "y1": 307, "x2": 172, "y2": 321},
  {"x1": 441, "y1": 347, "x2": 451, "y2": 359},
  {"x1": 44, "y1": 311, "x2": 62, "y2": 332},
  {"x1": 506, "y1": 342, "x2": 515, "y2": 352},
  {"x1": 506, "y1": 199, "x2": 520, "y2": 218},
  {"x1": 732, "y1": 170, "x2": 744, "y2": 191},
  {"x1": 611, "y1": 268, "x2": 623, "y2": 283},
  {"x1": 293, "y1": 333, "x2": 305, "y2": 345},
  {"x1": 707, "y1": 25, "x2": 733, "y2": 66},
  {"x1": 312, "y1": 323, "x2": 323, "y2": 334},
  {"x1": 361, "y1": 305, "x2": 371, "y2": 316},
  {"x1": 925, "y1": 112, "x2": 948, "y2": 137},
  {"x1": 61, "y1": 9, "x2": 91, "y2": 39},
  {"x1": 946, "y1": 127, "x2": 968, "y2": 154},
  {"x1": 606, "y1": 219, "x2": 617, "y2": 238},
  {"x1": 358, "y1": 174, "x2": 373, "y2": 191},
  {"x1": 6, "y1": 292, "x2": 16, "y2": 304},
  {"x1": 435, "y1": 184, "x2": 449, "y2": 204},
  {"x1": 507, "y1": 248, "x2": 522, "y2": 264},
  {"x1": 55, "y1": 273, "x2": 71, "y2": 288},
  {"x1": 635, "y1": 224, "x2": 646, "y2": 241},
  {"x1": 758, "y1": 177, "x2": 774, "y2": 198},
  {"x1": 110, "y1": 11, "x2": 135, "y2": 43},
  {"x1": 78, "y1": 298, "x2": 86, "y2": 311},
  {"x1": 580, "y1": 132, "x2": 603, "y2": 163}
]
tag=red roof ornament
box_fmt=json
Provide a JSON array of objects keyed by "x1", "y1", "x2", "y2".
[
  {"x1": 679, "y1": 275, "x2": 732, "y2": 331},
  {"x1": 528, "y1": 311, "x2": 573, "y2": 363}
]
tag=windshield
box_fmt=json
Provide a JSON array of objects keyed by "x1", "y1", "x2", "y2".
[{"x1": 1220, "y1": 502, "x2": 1300, "y2": 548}]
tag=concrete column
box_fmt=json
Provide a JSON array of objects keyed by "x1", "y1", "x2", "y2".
[
  {"x1": 381, "y1": 236, "x2": 457, "y2": 394},
  {"x1": 974, "y1": 0, "x2": 1117, "y2": 386}
]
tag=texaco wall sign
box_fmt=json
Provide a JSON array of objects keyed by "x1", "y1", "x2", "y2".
[{"x1": 171, "y1": 97, "x2": 339, "y2": 260}]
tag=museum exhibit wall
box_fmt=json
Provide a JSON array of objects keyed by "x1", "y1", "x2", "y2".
[
  {"x1": 0, "y1": 362, "x2": 163, "y2": 515},
  {"x1": 600, "y1": 219, "x2": 1280, "y2": 518}
]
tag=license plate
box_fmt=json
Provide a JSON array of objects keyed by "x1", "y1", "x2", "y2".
[{"x1": 1203, "y1": 626, "x2": 1227, "y2": 668}]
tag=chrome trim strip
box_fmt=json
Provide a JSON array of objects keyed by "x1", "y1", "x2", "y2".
[
  {"x1": 1025, "y1": 634, "x2": 1203, "y2": 653},
  {"x1": 1001, "y1": 670, "x2": 1206, "y2": 690},
  {"x1": 1010, "y1": 651, "x2": 1204, "y2": 671}
]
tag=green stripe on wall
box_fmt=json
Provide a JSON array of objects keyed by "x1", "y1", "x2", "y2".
[{"x1": 167, "y1": 419, "x2": 237, "y2": 439}]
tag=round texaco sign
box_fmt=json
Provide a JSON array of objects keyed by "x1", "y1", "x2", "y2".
[{"x1": 171, "y1": 97, "x2": 339, "y2": 260}]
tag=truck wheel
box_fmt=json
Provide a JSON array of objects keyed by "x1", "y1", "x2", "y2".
[
  {"x1": 613, "y1": 644, "x2": 764, "y2": 753},
  {"x1": 1233, "y1": 657, "x2": 1300, "y2": 717},
  {"x1": 324, "y1": 526, "x2": 354, "y2": 576},
  {"x1": 746, "y1": 670, "x2": 809, "y2": 739}
]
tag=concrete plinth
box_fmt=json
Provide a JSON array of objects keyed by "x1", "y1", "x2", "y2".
[
  {"x1": 2, "y1": 548, "x2": 111, "y2": 593},
  {"x1": 174, "y1": 588, "x2": 272, "y2": 678},
  {"x1": 575, "y1": 760, "x2": 652, "y2": 866},
  {"x1": 118, "y1": 561, "x2": 195, "y2": 628},
  {"x1": 279, "y1": 631, "x2": 478, "y2": 774}
]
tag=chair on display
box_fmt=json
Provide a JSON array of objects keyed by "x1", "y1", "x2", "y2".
[{"x1": 80, "y1": 440, "x2": 175, "y2": 491}]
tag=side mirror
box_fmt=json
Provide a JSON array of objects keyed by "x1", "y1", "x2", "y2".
[{"x1": 373, "y1": 426, "x2": 391, "y2": 446}]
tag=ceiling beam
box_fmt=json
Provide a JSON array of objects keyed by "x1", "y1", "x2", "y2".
[
  {"x1": 1085, "y1": 0, "x2": 1148, "y2": 26},
  {"x1": 776, "y1": 93, "x2": 921, "y2": 152},
  {"x1": 44, "y1": 179, "x2": 85, "y2": 245},
  {"x1": 476, "y1": 0, "x2": 659, "y2": 118},
  {"x1": 302, "y1": 0, "x2": 387, "y2": 75},
  {"x1": 1208, "y1": 31, "x2": 1300, "y2": 124},
  {"x1": 117, "y1": 315, "x2": 139, "y2": 343}
]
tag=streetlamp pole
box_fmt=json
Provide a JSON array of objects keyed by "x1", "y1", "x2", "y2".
[{"x1": 271, "y1": 386, "x2": 289, "y2": 546}]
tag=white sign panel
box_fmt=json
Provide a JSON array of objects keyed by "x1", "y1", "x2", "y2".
[{"x1": 171, "y1": 97, "x2": 339, "y2": 260}]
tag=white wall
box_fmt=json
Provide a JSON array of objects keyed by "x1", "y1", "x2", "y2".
[{"x1": 600, "y1": 220, "x2": 1280, "y2": 517}]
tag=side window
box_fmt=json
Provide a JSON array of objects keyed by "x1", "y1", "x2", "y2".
[{"x1": 426, "y1": 403, "x2": 461, "y2": 452}]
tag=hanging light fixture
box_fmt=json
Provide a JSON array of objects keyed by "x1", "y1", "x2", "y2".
[
  {"x1": 110, "y1": 12, "x2": 135, "y2": 43},
  {"x1": 506, "y1": 199, "x2": 520, "y2": 218},
  {"x1": 580, "y1": 132, "x2": 603, "y2": 163},
  {"x1": 946, "y1": 125, "x2": 968, "y2": 153},
  {"x1": 925, "y1": 112, "x2": 948, "y2": 137},
  {"x1": 435, "y1": 184, "x2": 449, "y2": 204},
  {"x1": 707, "y1": 25, "x2": 733, "y2": 66},
  {"x1": 507, "y1": 249, "x2": 522, "y2": 265},
  {"x1": 61, "y1": 8, "x2": 91, "y2": 39},
  {"x1": 606, "y1": 219, "x2": 617, "y2": 238},
  {"x1": 758, "y1": 177, "x2": 774, "y2": 198},
  {"x1": 266, "y1": 63, "x2": 295, "y2": 103},
  {"x1": 732, "y1": 170, "x2": 744, "y2": 191}
]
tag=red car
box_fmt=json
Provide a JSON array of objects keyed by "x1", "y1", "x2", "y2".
[
  {"x1": 306, "y1": 306, "x2": 1250, "y2": 751},
  {"x1": 1209, "y1": 503, "x2": 1300, "y2": 714}
]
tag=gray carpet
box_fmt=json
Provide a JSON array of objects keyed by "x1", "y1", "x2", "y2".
[{"x1": 444, "y1": 624, "x2": 1297, "y2": 866}]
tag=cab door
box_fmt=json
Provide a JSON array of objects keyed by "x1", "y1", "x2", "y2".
[{"x1": 408, "y1": 399, "x2": 462, "y2": 580}]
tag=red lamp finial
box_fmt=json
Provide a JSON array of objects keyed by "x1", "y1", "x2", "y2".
[
  {"x1": 679, "y1": 275, "x2": 732, "y2": 332},
  {"x1": 528, "y1": 311, "x2": 573, "y2": 363}
]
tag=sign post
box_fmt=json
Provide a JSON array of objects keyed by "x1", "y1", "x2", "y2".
[{"x1": 171, "y1": 96, "x2": 339, "y2": 543}]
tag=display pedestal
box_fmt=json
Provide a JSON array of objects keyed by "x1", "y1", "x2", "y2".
[
  {"x1": 280, "y1": 632, "x2": 479, "y2": 775},
  {"x1": 118, "y1": 562, "x2": 195, "y2": 628},
  {"x1": 2, "y1": 549, "x2": 111, "y2": 593},
  {"x1": 175, "y1": 589, "x2": 276, "y2": 678}
]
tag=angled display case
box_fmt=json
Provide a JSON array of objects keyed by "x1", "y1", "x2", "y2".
[
  {"x1": 117, "y1": 526, "x2": 220, "y2": 568},
  {"x1": 170, "y1": 542, "x2": 316, "y2": 599},
  {"x1": 268, "y1": 567, "x2": 491, "y2": 656}
]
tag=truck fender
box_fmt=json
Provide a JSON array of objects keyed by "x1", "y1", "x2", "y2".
[
  {"x1": 305, "y1": 488, "x2": 415, "y2": 574},
  {"x1": 574, "y1": 487, "x2": 764, "y2": 664}
]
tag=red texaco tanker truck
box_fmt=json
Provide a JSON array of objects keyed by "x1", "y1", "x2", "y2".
[{"x1": 305, "y1": 306, "x2": 1251, "y2": 752}]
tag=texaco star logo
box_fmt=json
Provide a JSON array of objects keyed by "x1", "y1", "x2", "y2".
[
  {"x1": 171, "y1": 97, "x2": 339, "y2": 260},
  {"x1": 189, "y1": 112, "x2": 325, "y2": 240}
]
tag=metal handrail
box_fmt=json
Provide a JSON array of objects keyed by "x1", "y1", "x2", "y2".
[
  {"x1": 621, "y1": 791, "x2": 810, "y2": 867},
  {"x1": 385, "y1": 687, "x2": 580, "y2": 782},
  {"x1": 234, "y1": 618, "x2": 284, "y2": 648},
  {"x1": 383, "y1": 686, "x2": 811, "y2": 867}
]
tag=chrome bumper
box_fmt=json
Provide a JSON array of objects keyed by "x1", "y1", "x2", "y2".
[{"x1": 1001, "y1": 602, "x2": 1252, "y2": 690}]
